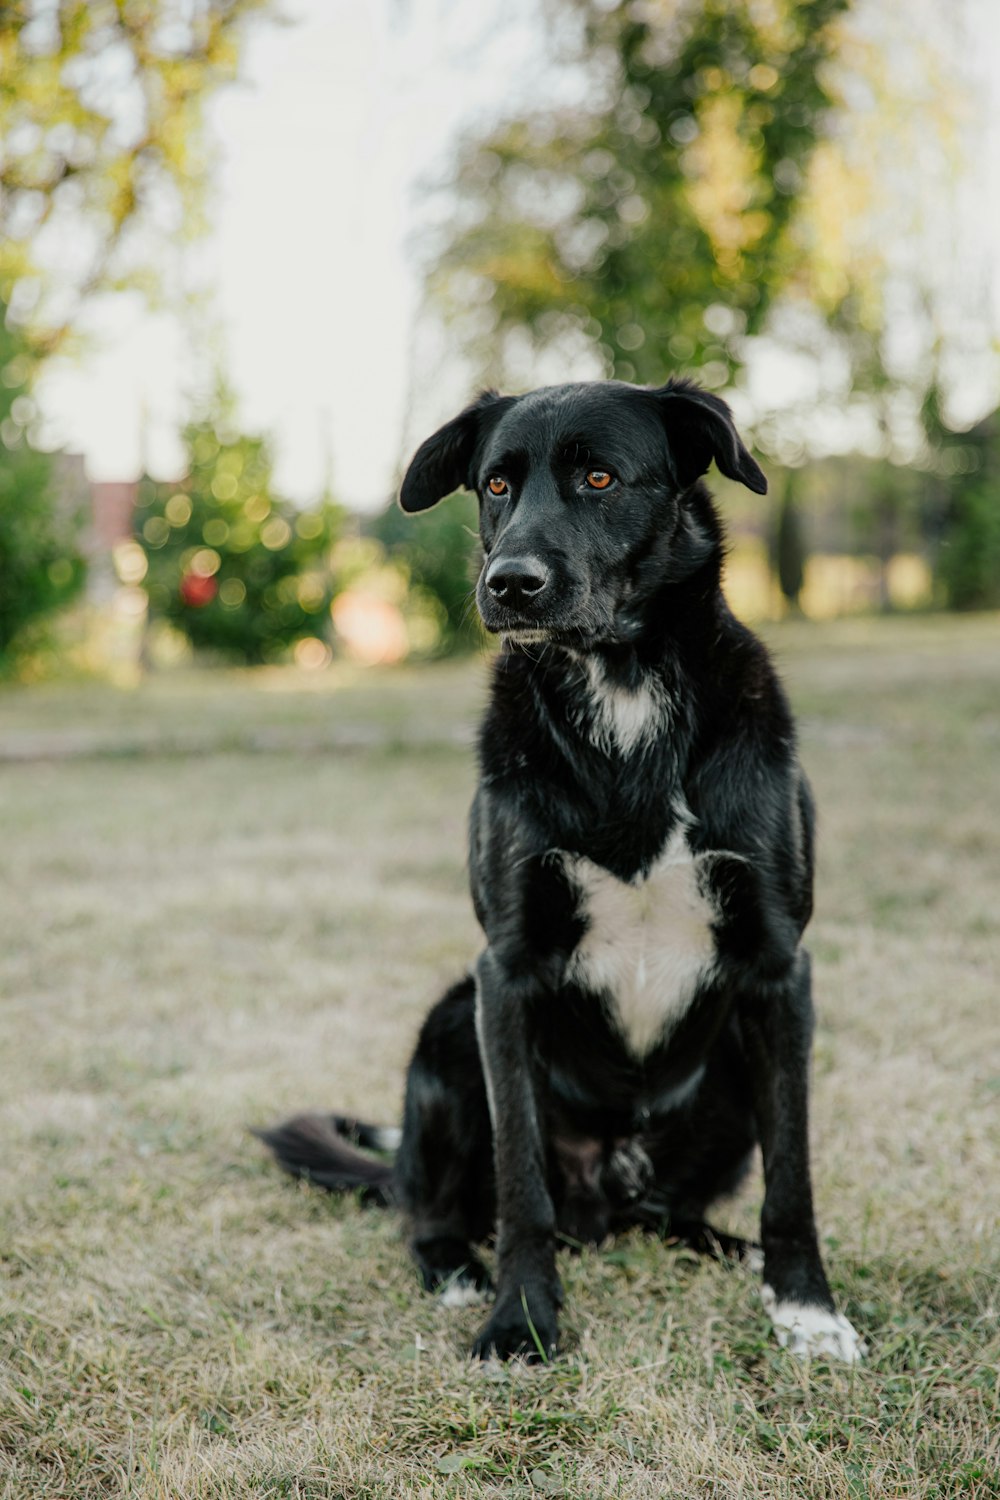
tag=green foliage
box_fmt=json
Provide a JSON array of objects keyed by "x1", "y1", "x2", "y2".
[
  {"x1": 136, "y1": 415, "x2": 342, "y2": 664},
  {"x1": 369, "y1": 493, "x2": 483, "y2": 655},
  {"x1": 0, "y1": 0, "x2": 273, "y2": 344},
  {"x1": 436, "y1": 0, "x2": 848, "y2": 386},
  {"x1": 0, "y1": 308, "x2": 85, "y2": 671}
]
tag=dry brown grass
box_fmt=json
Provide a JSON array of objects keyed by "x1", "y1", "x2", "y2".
[{"x1": 1, "y1": 615, "x2": 998, "y2": 1498}]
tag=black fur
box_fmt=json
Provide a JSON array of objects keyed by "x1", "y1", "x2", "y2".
[{"x1": 261, "y1": 377, "x2": 855, "y2": 1363}]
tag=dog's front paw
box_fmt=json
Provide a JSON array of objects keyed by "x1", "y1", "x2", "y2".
[
  {"x1": 471, "y1": 1289, "x2": 559, "y2": 1363},
  {"x1": 761, "y1": 1285, "x2": 866, "y2": 1363}
]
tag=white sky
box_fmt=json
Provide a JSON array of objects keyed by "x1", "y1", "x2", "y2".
[
  {"x1": 32, "y1": 0, "x2": 1000, "y2": 508},
  {"x1": 37, "y1": 0, "x2": 554, "y2": 508}
]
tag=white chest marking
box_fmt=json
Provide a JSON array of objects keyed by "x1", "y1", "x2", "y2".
[
  {"x1": 582, "y1": 659, "x2": 667, "y2": 756},
  {"x1": 563, "y1": 827, "x2": 719, "y2": 1057}
]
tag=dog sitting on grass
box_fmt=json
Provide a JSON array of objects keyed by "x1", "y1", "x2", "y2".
[{"x1": 258, "y1": 377, "x2": 864, "y2": 1365}]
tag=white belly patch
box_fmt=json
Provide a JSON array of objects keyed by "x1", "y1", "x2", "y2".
[{"x1": 561, "y1": 827, "x2": 719, "y2": 1057}]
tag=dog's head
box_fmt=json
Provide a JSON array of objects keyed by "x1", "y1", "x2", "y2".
[{"x1": 399, "y1": 379, "x2": 766, "y2": 648}]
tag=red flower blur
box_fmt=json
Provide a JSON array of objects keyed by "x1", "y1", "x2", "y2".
[{"x1": 179, "y1": 572, "x2": 218, "y2": 608}]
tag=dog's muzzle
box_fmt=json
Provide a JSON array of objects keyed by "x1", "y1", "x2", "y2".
[{"x1": 477, "y1": 549, "x2": 596, "y2": 642}]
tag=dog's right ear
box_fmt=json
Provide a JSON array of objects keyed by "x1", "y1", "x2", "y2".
[{"x1": 399, "y1": 390, "x2": 512, "y2": 513}]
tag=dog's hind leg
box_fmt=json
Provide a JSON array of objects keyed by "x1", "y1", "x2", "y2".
[
  {"x1": 666, "y1": 1219, "x2": 761, "y2": 1267},
  {"x1": 662, "y1": 1148, "x2": 762, "y2": 1267},
  {"x1": 395, "y1": 977, "x2": 496, "y2": 1303},
  {"x1": 618, "y1": 1184, "x2": 761, "y2": 1266},
  {"x1": 617, "y1": 1018, "x2": 764, "y2": 1262}
]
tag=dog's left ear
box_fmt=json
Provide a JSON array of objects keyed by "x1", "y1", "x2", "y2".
[
  {"x1": 653, "y1": 378, "x2": 767, "y2": 495},
  {"x1": 400, "y1": 390, "x2": 512, "y2": 513}
]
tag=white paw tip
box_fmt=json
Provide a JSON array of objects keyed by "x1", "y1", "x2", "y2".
[
  {"x1": 761, "y1": 1285, "x2": 867, "y2": 1364},
  {"x1": 438, "y1": 1279, "x2": 492, "y2": 1309}
]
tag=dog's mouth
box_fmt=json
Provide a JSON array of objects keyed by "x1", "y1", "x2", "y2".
[
  {"x1": 502, "y1": 627, "x2": 552, "y2": 645},
  {"x1": 476, "y1": 595, "x2": 557, "y2": 640},
  {"x1": 495, "y1": 622, "x2": 615, "y2": 654},
  {"x1": 479, "y1": 602, "x2": 613, "y2": 651}
]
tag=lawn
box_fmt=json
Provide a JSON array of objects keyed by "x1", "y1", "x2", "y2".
[{"x1": 1, "y1": 615, "x2": 997, "y2": 1499}]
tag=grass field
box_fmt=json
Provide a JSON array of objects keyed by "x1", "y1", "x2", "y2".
[{"x1": 1, "y1": 615, "x2": 998, "y2": 1499}]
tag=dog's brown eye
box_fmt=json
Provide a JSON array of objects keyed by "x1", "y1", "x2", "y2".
[
  {"x1": 487, "y1": 477, "x2": 508, "y2": 496},
  {"x1": 586, "y1": 470, "x2": 613, "y2": 490}
]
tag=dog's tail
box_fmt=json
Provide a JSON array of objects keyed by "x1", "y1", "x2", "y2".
[{"x1": 252, "y1": 1113, "x2": 399, "y2": 1205}]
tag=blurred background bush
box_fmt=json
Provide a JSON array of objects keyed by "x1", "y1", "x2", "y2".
[
  {"x1": 0, "y1": 306, "x2": 86, "y2": 670},
  {"x1": 131, "y1": 400, "x2": 343, "y2": 666},
  {"x1": 1, "y1": 0, "x2": 997, "y2": 681}
]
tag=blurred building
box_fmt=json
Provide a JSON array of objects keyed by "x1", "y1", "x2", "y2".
[
  {"x1": 50, "y1": 457, "x2": 139, "y2": 603},
  {"x1": 84, "y1": 474, "x2": 140, "y2": 602}
]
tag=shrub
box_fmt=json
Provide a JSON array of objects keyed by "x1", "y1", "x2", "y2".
[
  {"x1": 0, "y1": 311, "x2": 86, "y2": 673},
  {"x1": 136, "y1": 416, "x2": 342, "y2": 664},
  {"x1": 369, "y1": 490, "x2": 483, "y2": 654}
]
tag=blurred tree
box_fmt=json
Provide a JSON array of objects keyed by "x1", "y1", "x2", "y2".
[
  {"x1": 369, "y1": 492, "x2": 483, "y2": 654},
  {"x1": 923, "y1": 388, "x2": 1000, "y2": 612},
  {"x1": 135, "y1": 406, "x2": 343, "y2": 664},
  {"x1": 772, "y1": 467, "x2": 806, "y2": 613},
  {"x1": 770, "y1": 5, "x2": 990, "y2": 595},
  {"x1": 433, "y1": 0, "x2": 848, "y2": 389},
  {"x1": 404, "y1": 0, "x2": 847, "y2": 635},
  {"x1": 0, "y1": 304, "x2": 86, "y2": 671},
  {"x1": 0, "y1": 0, "x2": 272, "y2": 349}
]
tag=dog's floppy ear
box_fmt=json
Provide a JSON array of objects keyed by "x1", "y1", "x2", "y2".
[
  {"x1": 400, "y1": 390, "x2": 512, "y2": 513},
  {"x1": 653, "y1": 378, "x2": 767, "y2": 495}
]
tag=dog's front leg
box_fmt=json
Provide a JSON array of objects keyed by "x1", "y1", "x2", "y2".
[
  {"x1": 470, "y1": 947, "x2": 561, "y2": 1361},
  {"x1": 741, "y1": 953, "x2": 864, "y2": 1362}
]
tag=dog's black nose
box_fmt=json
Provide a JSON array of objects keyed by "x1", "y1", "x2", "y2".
[{"x1": 485, "y1": 556, "x2": 549, "y2": 606}]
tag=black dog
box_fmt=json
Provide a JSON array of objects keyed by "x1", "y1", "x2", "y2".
[{"x1": 259, "y1": 377, "x2": 863, "y2": 1364}]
